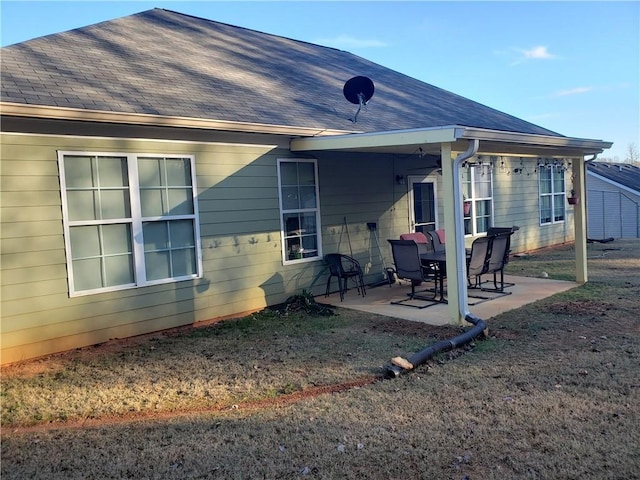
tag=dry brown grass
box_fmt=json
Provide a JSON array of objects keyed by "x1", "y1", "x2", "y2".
[{"x1": 1, "y1": 239, "x2": 639, "y2": 479}]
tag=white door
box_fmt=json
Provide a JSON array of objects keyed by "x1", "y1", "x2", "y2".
[{"x1": 409, "y1": 177, "x2": 437, "y2": 233}]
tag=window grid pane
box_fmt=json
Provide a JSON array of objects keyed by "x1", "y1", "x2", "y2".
[
  {"x1": 279, "y1": 160, "x2": 321, "y2": 262},
  {"x1": 538, "y1": 160, "x2": 566, "y2": 225},
  {"x1": 143, "y1": 220, "x2": 197, "y2": 280},
  {"x1": 463, "y1": 164, "x2": 493, "y2": 236},
  {"x1": 69, "y1": 224, "x2": 134, "y2": 289},
  {"x1": 61, "y1": 153, "x2": 200, "y2": 294},
  {"x1": 139, "y1": 157, "x2": 194, "y2": 218}
]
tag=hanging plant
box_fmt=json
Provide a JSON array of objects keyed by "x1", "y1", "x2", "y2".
[{"x1": 567, "y1": 189, "x2": 579, "y2": 205}]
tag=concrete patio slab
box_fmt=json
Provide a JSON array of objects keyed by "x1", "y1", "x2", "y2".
[{"x1": 316, "y1": 275, "x2": 578, "y2": 326}]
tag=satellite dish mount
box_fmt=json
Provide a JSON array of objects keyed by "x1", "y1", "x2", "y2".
[{"x1": 343, "y1": 76, "x2": 375, "y2": 123}]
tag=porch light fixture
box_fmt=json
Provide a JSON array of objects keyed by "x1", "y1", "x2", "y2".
[{"x1": 396, "y1": 174, "x2": 406, "y2": 185}]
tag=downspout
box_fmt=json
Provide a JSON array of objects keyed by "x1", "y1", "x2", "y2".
[{"x1": 385, "y1": 139, "x2": 486, "y2": 378}]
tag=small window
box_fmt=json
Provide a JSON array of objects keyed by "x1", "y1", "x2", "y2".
[
  {"x1": 539, "y1": 162, "x2": 566, "y2": 225},
  {"x1": 462, "y1": 161, "x2": 493, "y2": 236},
  {"x1": 277, "y1": 159, "x2": 322, "y2": 264},
  {"x1": 58, "y1": 152, "x2": 202, "y2": 296}
]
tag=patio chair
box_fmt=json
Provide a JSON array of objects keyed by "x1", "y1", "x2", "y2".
[
  {"x1": 466, "y1": 236, "x2": 491, "y2": 289},
  {"x1": 487, "y1": 225, "x2": 518, "y2": 266},
  {"x1": 481, "y1": 232, "x2": 513, "y2": 293},
  {"x1": 388, "y1": 239, "x2": 440, "y2": 308},
  {"x1": 427, "y1": 229, "x2": 446, "y2": 253},
  {"x1": 400, "y1": 232, "x2": 434, "y2": 255},
  {"x1": 324, "y1": 254, "x2": 366, "y2": 301}
]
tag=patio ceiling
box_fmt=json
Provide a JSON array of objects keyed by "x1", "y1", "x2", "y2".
[{"x1": 290, "y1": 125, "x2": 613, "y2": 158}]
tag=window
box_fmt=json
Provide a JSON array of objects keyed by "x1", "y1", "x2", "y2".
[
  {"x1": 58, "y1": 152, "x2": 202, "y2": 296},
  {"x1": 462, "y1": 162, "x2": 493, "y2": 236},
  {"x1": 539, "y1": 163, "x2": 566, "y2": 224},
  {"x1": 277, "y1": 159, "x2": 322, "y2": 264}
]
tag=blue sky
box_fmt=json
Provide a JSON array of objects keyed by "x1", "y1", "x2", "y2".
[{"x1": 2, "y1": 1, "x2": 638, "y2": 161}]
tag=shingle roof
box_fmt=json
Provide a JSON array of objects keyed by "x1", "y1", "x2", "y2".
[
  {"x1": 1, "y1": 8, "x2": 561, "y2": 136},
  {"x1": 587, "y1": 162, "x2": 640, "y2": 194}
]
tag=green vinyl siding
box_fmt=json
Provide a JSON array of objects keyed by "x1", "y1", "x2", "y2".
[{"x1": 0, "y1": 132, "x2": 309, "y2": 364}]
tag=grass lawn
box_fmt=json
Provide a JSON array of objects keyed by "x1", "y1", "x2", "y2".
[{"x1": 1, "y1": 239, "x2": 639, "y2": 479}]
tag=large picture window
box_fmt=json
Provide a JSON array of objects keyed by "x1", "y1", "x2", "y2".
[
  {"x1": 277, "y1": 159, "x2": 322, "y2": 264},
  {"x1": 539, "y1": 163, "x2": 566, "y2": 224},
  {"x1": 58, "y1": 152, "x2": 202, "y2": 296},
  {"x1": 462, "y1": 162, "x2": 493, "y2": 236}
]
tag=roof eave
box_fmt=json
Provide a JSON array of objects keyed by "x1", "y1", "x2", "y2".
[
  {"x1": 0, "y1": 102, "x2": 356, "y2": 137},
  {"x1": 290, "y1": 125, "x2": 613, "y2": 157}
]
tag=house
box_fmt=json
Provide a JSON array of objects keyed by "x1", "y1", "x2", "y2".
[
  {"x1": 586, "y1": 162, "x2": 640, "y2": 239},
  {"x1": 0, "y1": 9, "x2": 612, "y2": 364}
]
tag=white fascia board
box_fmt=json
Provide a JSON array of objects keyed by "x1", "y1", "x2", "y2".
[
  {"x1": 290, "y1": 125, "x2": 612, "y2": 155},
  {"x1": 588, "y1": 170, "x2": 640, "y2": 196},
  {"x1": 290, "y1": 126, "x2": 462, "y2": 152},
  {"x1": 459, "y1": 127, "x2": 613, "y2": 153},
  {"x1": 0, "y1": 102, "x2": 354, "y2": 137}
]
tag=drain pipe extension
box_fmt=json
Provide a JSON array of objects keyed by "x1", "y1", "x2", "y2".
[{"x1": 385, "y1": 140, "x2": 486, "y2": 379}]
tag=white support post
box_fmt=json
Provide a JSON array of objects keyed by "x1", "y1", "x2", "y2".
[
  {"x1": 440, "y1": 143, "x2": 465, "y2": 325},
  {"x1": 573, "y1": 157, "x2": 588, "y2": 283}
]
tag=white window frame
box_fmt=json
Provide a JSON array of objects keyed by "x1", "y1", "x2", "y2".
[
  {"x1": 538, "y1": 163, "x2": 566, "y2": 225},
  {"x1": 462, "y1": 162, "x2": 494, "y2": 237},
  {"x1": 277, "y1": 158, "x2": 323, "y2": 265},
  {"x1": 58, "y1": 151, "x2": 203, "y2": 296}
]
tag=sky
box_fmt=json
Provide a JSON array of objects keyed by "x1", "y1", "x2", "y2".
[{"x1": 1, "y1": 1, "x2": 638, "y2": 161}]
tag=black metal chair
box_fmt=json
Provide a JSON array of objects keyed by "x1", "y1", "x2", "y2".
[
  {"x1": 466, "y1": 236, "x2": 492, "y2": 289},
  {"x1": 399, "y1": 232, "x2": 434, "y2": 255},
  {"x1": 427, "y1": 230, "x2": 446, "y2": 253},
  {"x1": 388, "y1": 239, "x2": 440, "y2": 308},
  {"x1": 481, "y1": 232, "x2": 513, "y2": 293},
  {"x1": 324, "y1": 254, "x2": 366, "y2": 301}
]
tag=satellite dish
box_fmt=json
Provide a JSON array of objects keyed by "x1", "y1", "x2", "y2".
[
  {"x1": 343, "y1": 76, "x2": 375, "y2": 104},
  {"x1": 343, "y1": 76, "x2": 375, "y2": 122}
]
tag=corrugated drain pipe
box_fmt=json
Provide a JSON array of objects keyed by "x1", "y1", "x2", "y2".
[{"x1": 385, "y1": 139, "x2": 487, "y2": 379}]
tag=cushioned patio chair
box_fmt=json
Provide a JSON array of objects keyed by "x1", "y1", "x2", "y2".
[
  {"x1": 388, "y1": 239, "x2": 440, "y2": 308},
  {"x1": 324, "y1": 254, "x2": 366, "y2": 301},
  {"x1": 399, "y1": 232, "x2": 434, "y2": 255},
  {"x1": 427, "y1": 229, "x2": 446, "y2": 253}
]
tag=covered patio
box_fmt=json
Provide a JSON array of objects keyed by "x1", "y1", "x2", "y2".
[
  {"x1": 317, "y1": 274, "x2": 578, "y2": 326},
  {"x1": 293, "y1": 125, "x2": 611, "y2": 327}
]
